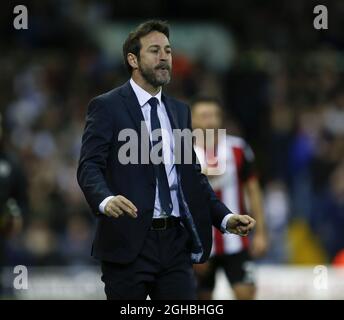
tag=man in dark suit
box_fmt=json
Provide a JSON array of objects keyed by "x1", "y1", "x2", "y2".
[{"x1": 77, "y1": 20, "x2": 255, "y2": 300}]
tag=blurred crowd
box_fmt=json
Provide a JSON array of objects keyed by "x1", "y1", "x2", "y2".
[{"x1": 0, "y1": 0, "x2": 344, "y2": 267}]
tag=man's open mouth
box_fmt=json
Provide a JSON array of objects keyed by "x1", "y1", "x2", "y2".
[{"x1": 157, "y1": 66, "x2": 169, "y2": 71}]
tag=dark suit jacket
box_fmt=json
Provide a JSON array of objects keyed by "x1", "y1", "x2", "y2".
[{"x1": 77, "y1": 81, "x2": 232, "y2": 264}]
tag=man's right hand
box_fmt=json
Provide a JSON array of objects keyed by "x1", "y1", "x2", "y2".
[{"x1": 104, "y1": 195, "x2": 138, "y2": 218}]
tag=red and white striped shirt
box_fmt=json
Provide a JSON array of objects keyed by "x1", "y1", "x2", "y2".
[{"x1": 194, "y1": 135, "x2": 256, "y2": 255}]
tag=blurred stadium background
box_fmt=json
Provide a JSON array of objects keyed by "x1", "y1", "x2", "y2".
[{"x1": 1, "y1": 0, "x2": 344, "y2": 299}]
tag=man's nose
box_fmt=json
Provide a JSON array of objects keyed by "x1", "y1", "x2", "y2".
[{"x1": 159, "y1": 51, "x2": 168, "y2": 61}]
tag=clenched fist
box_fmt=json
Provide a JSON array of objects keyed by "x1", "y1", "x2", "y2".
[
  {"x1": 226, "y1": 214, "x2": 256, "y2": 236},
  {"x1": 104, "y1": 195, "x2": 138, "y2": 219}
]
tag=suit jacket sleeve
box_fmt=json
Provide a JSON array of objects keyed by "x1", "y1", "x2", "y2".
[
  {"x1": 77, "y1": 97, "x2": 114, "y2": 214},
  {"x1": 186, "y1": 105, "x2": 233, "y2": 231}
]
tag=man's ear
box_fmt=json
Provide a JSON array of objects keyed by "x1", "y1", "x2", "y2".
[{"x1": 127, "y1": 53, "x2": 138, "y2": 70}]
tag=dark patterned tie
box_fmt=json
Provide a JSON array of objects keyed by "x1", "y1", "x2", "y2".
[{"x1": 148, "y1": 97, "x2": 173, "y2": 216}]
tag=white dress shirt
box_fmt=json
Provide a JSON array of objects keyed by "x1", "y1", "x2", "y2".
[{"x1": 99, "y1": 78, "x2": 232, "y2": 231}]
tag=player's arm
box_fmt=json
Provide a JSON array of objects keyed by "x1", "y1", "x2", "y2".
[
  {"x1": 245, "y1": 177, "x2": 265, "y2": 232},
  {"x1": 245, "y1": 177, "x2": 268, "y2": 253},
  {"x1": 239, "y1": 140, "x2": 268, "y2": 257},
  {"x1": 241, "y1": 144, "x2": 268, "y2": 257}
]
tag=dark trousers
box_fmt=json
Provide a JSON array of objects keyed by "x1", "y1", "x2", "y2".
[{"x1": 100, "y1": 222, "x2": 197, "y2": 300}]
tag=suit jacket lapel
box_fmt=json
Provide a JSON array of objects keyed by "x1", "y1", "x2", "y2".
[
  {"x1": 119, "y1": 81, "x2": 154, "y2": 170},
  {"x1": 162, "y1": 93, "x2": 179, "y2": 130},
  {"x1": 162, "y1": 92, "x2": 186, "y2": 172},
  {"x1": 119, "y1": 81, "x2": 146, "y2": 134}
]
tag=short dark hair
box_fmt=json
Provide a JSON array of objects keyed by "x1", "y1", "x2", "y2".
[
  {"x1": 123, "y1": 20, "x2": 170, "y2": 73},
  {"x1": 190, "y1": 95, "x2": 224, "y2": 111}
]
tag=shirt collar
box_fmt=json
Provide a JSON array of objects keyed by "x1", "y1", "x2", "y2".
[{"x1": 130, "y1": 78, "x2": 162, "y2": 108}]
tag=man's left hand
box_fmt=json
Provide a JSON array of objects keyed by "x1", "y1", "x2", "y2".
[{"x1": 226, "y1": 214, "x2": 256, "y2": 236}]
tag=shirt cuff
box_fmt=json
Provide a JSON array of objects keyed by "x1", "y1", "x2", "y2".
[
  {"x1": 99, "y1": 196, "x2": 115, "y2": 214},
  {"x1": 221, "y1": 213, "x2": 234, "y2": 234}
]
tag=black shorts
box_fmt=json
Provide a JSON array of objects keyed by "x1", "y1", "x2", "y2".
[{"x1": 196, "y1": 250, "x2": 256, "y2": 291}]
